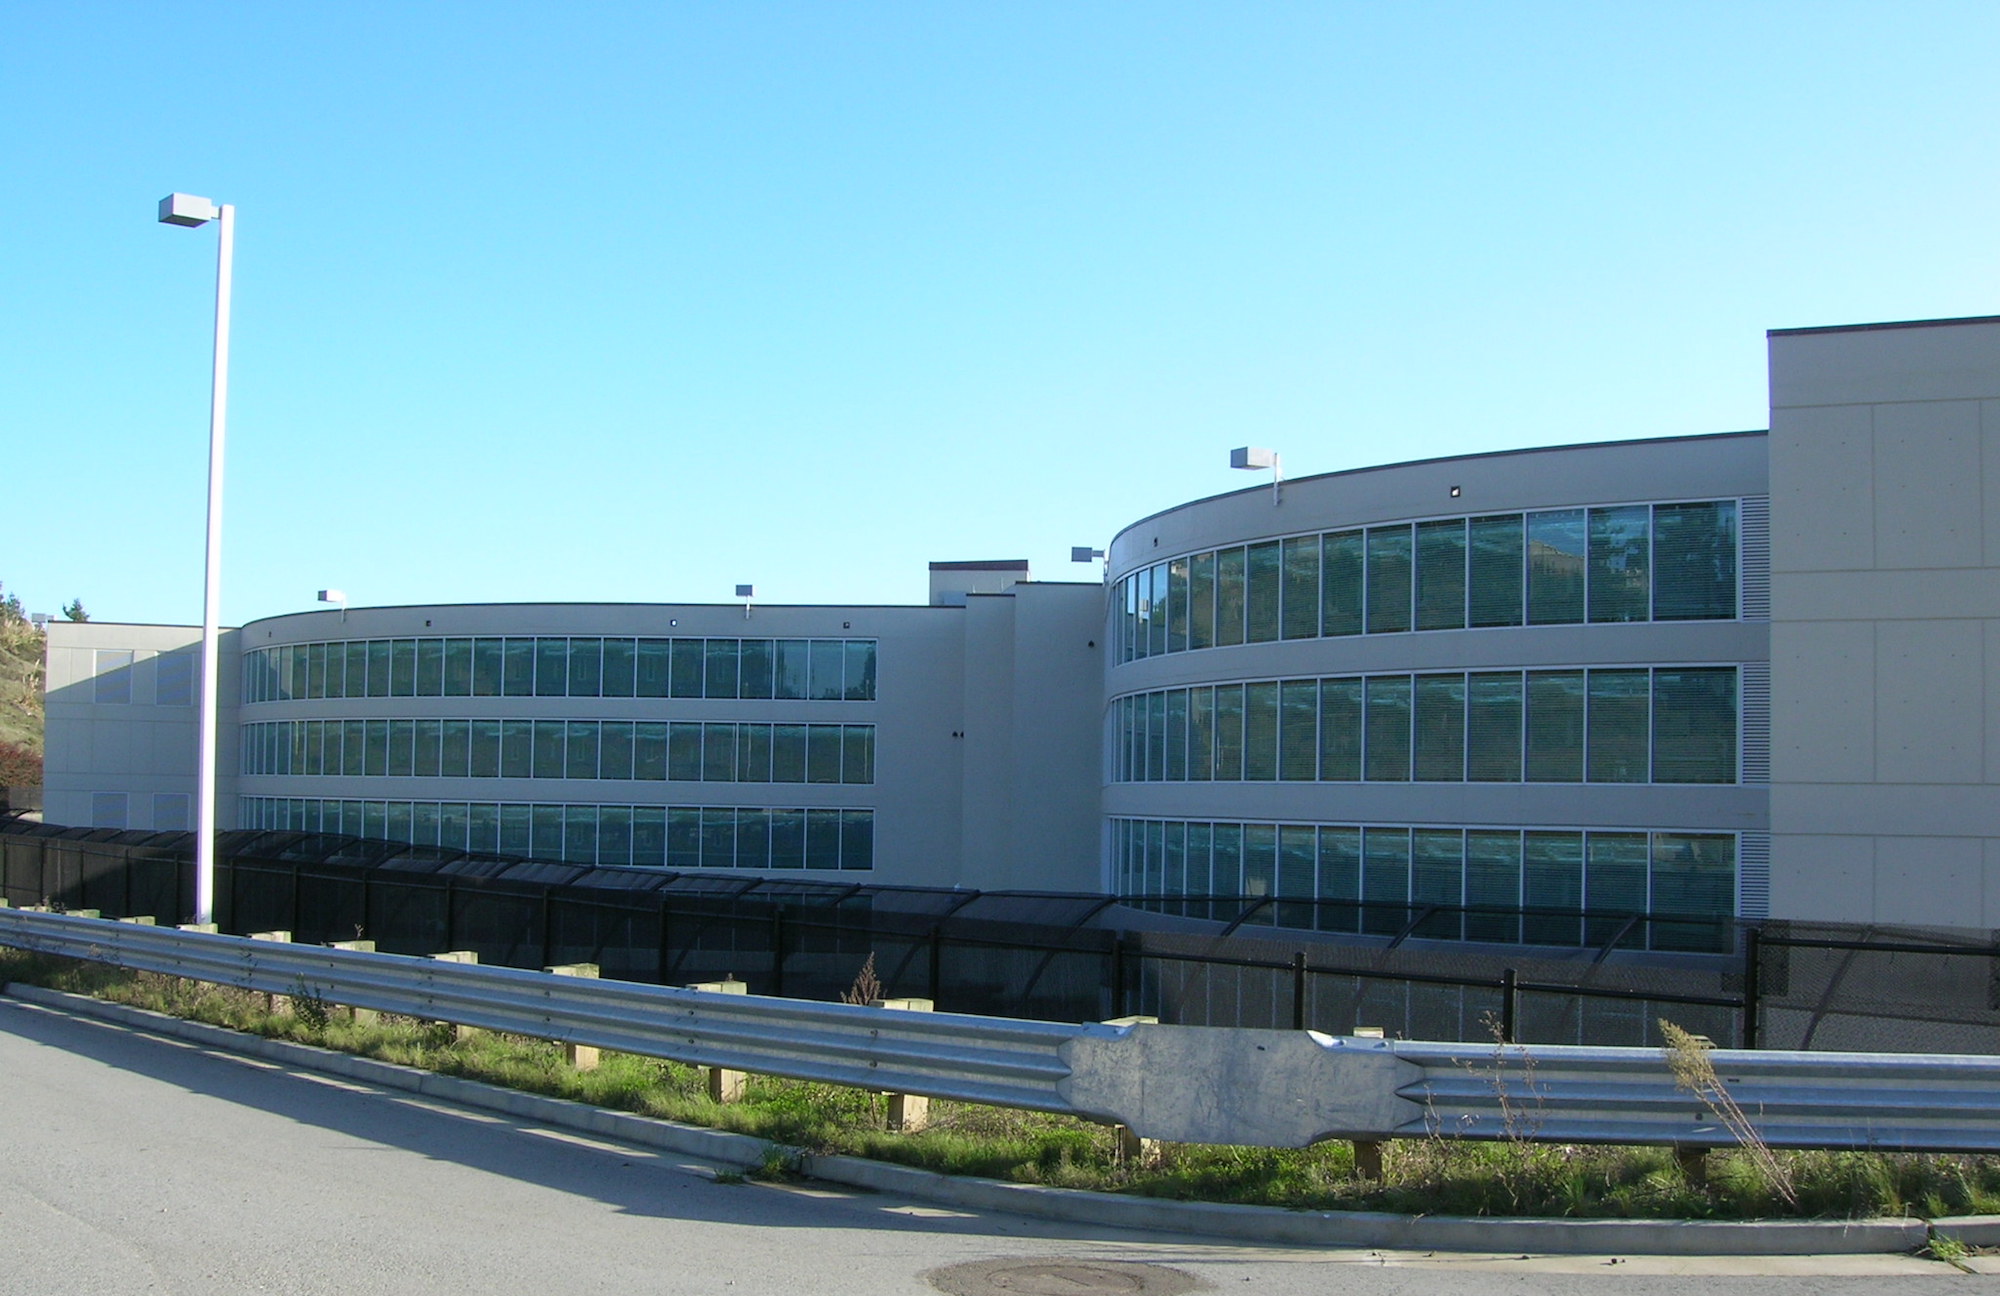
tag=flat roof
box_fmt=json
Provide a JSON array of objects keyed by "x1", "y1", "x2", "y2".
[{"x1": 1769, "y1": 313, "x2": 2000, "y2": 337}]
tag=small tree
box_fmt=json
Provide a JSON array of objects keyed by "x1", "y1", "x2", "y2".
[
  {"x1": 0, "y1": 583, "x2": 23, "y2": 626},
  {"x1": 61, "y1": 599, "x2": 88, "y2": 622}
]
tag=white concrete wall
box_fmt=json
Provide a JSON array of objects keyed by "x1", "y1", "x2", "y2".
[{"x1": 1768, "y1": 316, "x2": 2000, "y2": 925}]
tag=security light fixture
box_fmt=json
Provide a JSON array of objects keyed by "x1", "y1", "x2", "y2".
[
  {"x1": 318, "y1": 589, "x2": 348, "y2": 623},
  {"x1": 737, "y1": 584, "x2": 755, "y2": 619},
  {"x1": 1070, "y1": 547, "x2": 1106, "y2": 563},
  {"x1": 1230, "y1": 446, "x2": 1283, "y2": 504},
  {"x1": 157, "y1": 192, "x2": 220, "y2": 227},
  {"x1": 1450, "y1": 485, "x2": 1462, "y2": 498},
  {"x1": 158, "y1": 191, "x2": 236, "y2": 927}
]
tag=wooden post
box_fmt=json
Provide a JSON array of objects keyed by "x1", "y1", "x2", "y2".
[
  {"x1": 1351, "y1": 1140, "x2": 1385, "y2": 1180},
  {"x1": 545, "y1": 962, "x2": 602, "y2": 1070},
  {"x1": 116, "y1": 915, "x2": 157, "y2": 925},
  {"x1": 249, "y1": 930, "x2": 294, "y2": 1013},
  {"x1": 1675, "y1": 1145, "x2": 1710, "y2": 1184},
  {"x1": 328, "y1": 939, "x2": 378, "y2": 1024},
  {"x1": 688, "y1": 976, "x2": 748, "y2": 1101},
  {"x1": 1103, "y1": 1016, "x2": 1161, "y2": 1164},
  {"x1": 430, "y1": 950, "x2": 479, "y2": 1042},
  {"x1": 870, "y1": 997, "x2": 934, "y2": 1132}
]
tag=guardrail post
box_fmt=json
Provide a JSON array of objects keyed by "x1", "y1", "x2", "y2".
[
  {"x1": 1110, "y1": 935, "x2": 1129, "y2": 1020},
  {"x1": 1674, "y1": 1145, "x2": 1709, "y2": 1184},
  {"x1": 1102, "y1": 1015, "x2": 1162, "y2": 1164},
  {"x1": 546, "y1": 962, "x2": 602, "y2": 1070},
  {"x1": 870, "y1": 996, "x2": 934, "y2": 1131},
  {"x1": 250, "y1": 931, "x2": 294, "y2": 1013},
  {"x1": 177, "y1": 922, "x2": 219, "y2": 933},
  {"x1": 1742, "y1": 928, "x2": 1762, "y2": 1049},
  {"x1": 1291, "y1": 952, "x2": 1308, "y2": 1031},
  {"x1": 116, "y1": 915, "x2": 157, "y2": 925},
  {"x1": 688, "y1": 976, "x2": 749, "y2": 1101},
  {"x1": 1348, "y1": 1023, "x2": 1387, "y2": 1176},
  {"x1": 430, "y1": 950, "x2": 479, "y2": 1041},
  {"x1": 1500, "y1": 967, "x2": 1518, "y2": 1044},
  {"x1": 328, "y1": 940, "x2": 379, "y2": 1023}
]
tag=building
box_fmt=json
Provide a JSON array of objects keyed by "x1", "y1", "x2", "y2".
[{"x1": 38, "y1": 313, "x2": 2000, "y2": 941}]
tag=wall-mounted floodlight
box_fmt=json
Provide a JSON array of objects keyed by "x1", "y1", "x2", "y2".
[
  {"x1": 1070, "y1": 547, "x2": 1106, "y2": 564},
  {"x1": 318, "y1": 589, "x2": 348, "y2": 623},
  {"x1": 29, "y1": 613, "x2": 49, "y2": 629},
  {"x1": 1230, "y1": 446, "x2": 1283, "y2": 504},
  {"x1": 736, "y1": 584, "x2": 755, "y2": 619},
  {"x1": 159, "y1": 191, "x2": 235, "y2": 928}
]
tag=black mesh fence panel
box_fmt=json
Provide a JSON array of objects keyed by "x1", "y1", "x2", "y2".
[{"x1": 12, "y1": 820, "x2": 2000, "y2": 1053}]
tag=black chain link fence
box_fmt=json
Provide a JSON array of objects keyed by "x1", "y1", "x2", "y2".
[{"x1": 6, "y1": 816, "x2": 1997, "y2": 1053}]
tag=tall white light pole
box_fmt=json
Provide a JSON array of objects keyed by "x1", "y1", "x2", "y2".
[{"x1": 158, "y1": 192, "x2": 234, "y2": 926}]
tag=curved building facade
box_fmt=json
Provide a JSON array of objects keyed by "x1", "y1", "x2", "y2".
[
  {"x1": 40, "y1": 313, "x2": 2000, "y2": 938},
  {"x1": 1100, "y1": 432, "x2": 1768, "y2": 946}
]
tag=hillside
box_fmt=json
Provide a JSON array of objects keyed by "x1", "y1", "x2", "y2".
[{"x1": 1, "y1": 605, "x2": 45, "y2": 786}]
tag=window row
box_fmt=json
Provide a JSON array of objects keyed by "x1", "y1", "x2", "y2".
[
  {"x1": 1113, "y1": 667, "x2": 1737, "y2": 785},
  {"x1": 1111, "y1": 818, "x2": 1735, "y2": 951},
  {"x1": 1116, "y1": 500, "x2": 1739, "y2": 662},
  {"x1": 240, "y1": 719, "x2": 875, "y2": 785},
  {"x1": 241, "y1": 797, "x2": 874, "y2": 871},
  {"x1": 244, "y1": 636, "x2": 877, "y2": 705}
]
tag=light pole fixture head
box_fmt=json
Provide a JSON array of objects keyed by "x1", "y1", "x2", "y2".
[
  {"x1": 317, "y1": 589, "x2": 346, "y2": 605},
  {"x1": 1229, "y1": 447, "x2": 1278, "y2": 471},
  {"x1": 1070, "y1": 547, "x2": 1106, "y2": 563},
  {"x1": 158, "y1": 193, "x2": 220, "y2": 227}
]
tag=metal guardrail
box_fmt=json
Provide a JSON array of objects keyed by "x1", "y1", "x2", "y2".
[{"x1": 7, "y1": 906, "x2": 2000, "y2": 1153}]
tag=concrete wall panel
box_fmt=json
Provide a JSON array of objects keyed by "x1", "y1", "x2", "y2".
[
  {"x1": 1875, "y1": 620, "x2": 1983, "y2": 785},
  {"x1": 1770, "y1": 403, "x2": 1873, "y2": 574},
  {"x1": 1770, "y1": 620, "x2": 1874, "y2": 783},
  {"x1": 1874, "y1": 400, "x2": 1983, "y2": 571},
  {"x1": 1768, "y1": 834, "x2": 1873, "y2": 922},
  {"x1": 1874, "y1": 836, "x2": 1983, "y2": 927}
]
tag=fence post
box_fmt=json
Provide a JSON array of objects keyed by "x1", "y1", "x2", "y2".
[
  {"x1": 1500, "y1": 967, "x2": 1518, "y2": 1044},
  {"x1": 687, "y1": 976, "x2": 749, "y2": 1101},
  {"x1": 545, "y1": 962, "x2": 601, "y2": 1070},
  {"x1": 1742, "y1": 927, "x2": 1761, "y2": 1049},
  {"x1": 539, "y1": 888, "x2": 555, "y2": 972},
  {"x1": 927, "y1": 925, "x2": 942, "y2": 1002},
  {"x1": 656, "y1": 898, "x2": 672, "y2": 986},
  {"x1": 1110, "y1": 934, "x2": 1128, "y2": 1020},
  {"x1": 1291, "y1": 951, "x2": 1308, "y2": 1031},
  {"x1": 871, "y1": 996, "x2": 933, "y2": 1131},
  {"x1": 771, "y1": 905, "x2": 787, "y2": 1000}
]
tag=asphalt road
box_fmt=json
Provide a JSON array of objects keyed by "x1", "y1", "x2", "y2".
[{"x1": 0, "y1": 996, "x2": 1985, "y2": 1296}]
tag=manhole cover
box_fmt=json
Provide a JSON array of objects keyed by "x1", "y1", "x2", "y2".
[{"x1": 926, "y1": 1257, "x2": 1206, "y2": 1296}]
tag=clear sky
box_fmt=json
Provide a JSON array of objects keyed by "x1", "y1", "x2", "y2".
[{"x1": 6, "y1": 3, "x2": 1997, "y2": 627}]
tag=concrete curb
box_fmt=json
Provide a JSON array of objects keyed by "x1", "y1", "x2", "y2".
[{"x1": 0, "y1": 983, "x2": 1953, "y2": 1256}]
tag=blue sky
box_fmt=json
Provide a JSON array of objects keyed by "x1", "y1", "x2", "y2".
[{"x1": 6, "y1": 3, "x2": 1997, "y2": 626}]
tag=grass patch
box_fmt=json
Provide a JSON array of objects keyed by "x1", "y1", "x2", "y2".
[{"x1": 8, "y1": 949, "x2": 2000, "y2": 1223}]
